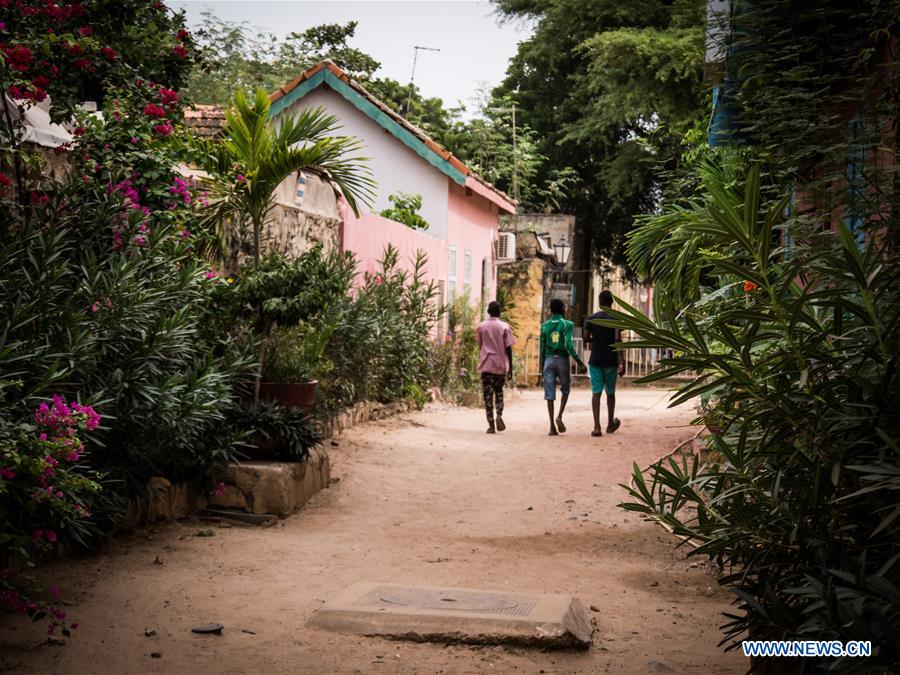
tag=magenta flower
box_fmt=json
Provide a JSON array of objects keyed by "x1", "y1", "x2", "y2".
[
  {"x1": 44, "y1": 530, "x2": 57, "y2": 544},
  {"x1": 204, "y1": 270, "x2": 217, "y2": 280},
  {"x1": 235, "y1": 174, "x2": 245, "y2": 183},
  {"x1": 90, "y1": 302, "x2": 99, "y2": 313},
  {"x1": 31, "y1": 530, "x2": 43, "y2": 544},
  {"x1": 0, "y1": 467, "x2": 15, "y2": 480},
  {"x1": 142, "y1": 103, "x2": 166, "y2": 118}
]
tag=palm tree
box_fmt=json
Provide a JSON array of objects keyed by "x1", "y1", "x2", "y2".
[{"x1": 190, "y1": 88, "x2": 375, "y2": 267}]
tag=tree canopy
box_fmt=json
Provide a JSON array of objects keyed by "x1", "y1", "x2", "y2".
[{"x1": 492, "y1": 0, "x2": 707, "y2": 268}]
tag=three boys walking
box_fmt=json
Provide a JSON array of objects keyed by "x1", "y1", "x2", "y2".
[{"x1": 475, "y1": 292, "x2": 624, "y2": 436}]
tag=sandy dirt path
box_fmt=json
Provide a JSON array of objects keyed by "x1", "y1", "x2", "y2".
[{"x1": 1, "y1": 386, "x2": 745, "y2": 674}]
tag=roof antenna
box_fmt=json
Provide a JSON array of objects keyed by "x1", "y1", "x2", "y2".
[{"x1": 405, "y1": 45, "x2": 440, "y2": 116}]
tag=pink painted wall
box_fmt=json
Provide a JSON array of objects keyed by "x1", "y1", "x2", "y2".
[
  {"x1": 340, "y1": 182, "x2": 502, "y2": 314},
  {"x1": 340, "y1": 200, "x2": 448, "y2": 289},
  {"x1": 446, "y1": 181, "x2": 499, "y2": 308}
]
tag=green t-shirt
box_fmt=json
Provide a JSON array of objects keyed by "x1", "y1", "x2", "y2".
[{"x1": 540, "y1": 315, "x2": 577, "y2": 361}]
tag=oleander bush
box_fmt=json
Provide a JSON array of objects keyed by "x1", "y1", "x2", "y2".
[
  {"x1": 609, "y1": 161, "x2": 900, "y2": 672},
  {"x1": 315, "y1": 245, "x2": 439, "y2": 414}
]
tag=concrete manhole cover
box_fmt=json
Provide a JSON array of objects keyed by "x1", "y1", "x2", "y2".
[
  {"x1": 308, "y1": 582, "x2": 592, "y2": 649},
  {"x1": 357, "y1": 585, "x2": 538, "y2": 616}
]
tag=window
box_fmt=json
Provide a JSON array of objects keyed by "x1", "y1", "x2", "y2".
[
  {"x1": 294, "y1": 172, "x2": 307, "y2": 208},
  {"x1": 463, "y1": 249, "x2": 472, "y2": 295},
  {"x1": 845, "y1": 116, "x2": 866, "y2": 249},
  {"x1": 448, "y1": 246, "x2": 457, "y2": 299}
]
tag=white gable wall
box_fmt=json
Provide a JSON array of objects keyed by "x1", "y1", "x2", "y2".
[{"x1": 280, "y1": 87, "x2": 449, "y2": 240}]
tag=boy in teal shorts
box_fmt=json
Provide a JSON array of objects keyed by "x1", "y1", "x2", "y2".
[{"x1": 583, "y1": 290, "x2": 626, "y2": 437}]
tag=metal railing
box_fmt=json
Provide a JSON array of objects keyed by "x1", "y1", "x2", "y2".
[{"x1": 522, "y1": 335, "x2": 693, "y2": 382}]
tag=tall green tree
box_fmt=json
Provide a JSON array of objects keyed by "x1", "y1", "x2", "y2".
[
  {"x1": 185, "y1": 12, "x2": 379, "y2": 104},
  {"x1": 492, "y1": 0, "x2": 707, "y2": 270}
]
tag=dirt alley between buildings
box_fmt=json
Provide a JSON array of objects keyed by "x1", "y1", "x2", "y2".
[{"x1": 1, "y1": 386, "x2": 745, "y2": 674}]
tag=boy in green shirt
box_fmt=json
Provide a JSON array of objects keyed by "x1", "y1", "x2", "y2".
[{"x1": 539, "y1": 298, "x2": 586, "y2": 435}]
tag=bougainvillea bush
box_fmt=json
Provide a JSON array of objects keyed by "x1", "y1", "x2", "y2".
[
  {"x1": 0, "y1": 0, "x2": 251, "y2": 488},
  {"x1": 0, "y1": 396, "x2": 102, "y2": 635}
]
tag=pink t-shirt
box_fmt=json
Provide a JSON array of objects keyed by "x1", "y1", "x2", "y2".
[{"x1": 476, "y1": 317, "x2": 516, "y2": 374}]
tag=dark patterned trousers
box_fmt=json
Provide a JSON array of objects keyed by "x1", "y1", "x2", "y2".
[{"x1": 481, "y1": 372, "x2": 505, "y2": 425}]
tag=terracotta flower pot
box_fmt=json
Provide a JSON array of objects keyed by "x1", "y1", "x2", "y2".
[{"x1": 258, "y1": 381, "x2": 318, "y2": 411}]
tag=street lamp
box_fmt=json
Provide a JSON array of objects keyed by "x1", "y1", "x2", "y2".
[{"x1": 553, "y1": 235, "x2": 571, "y2": 267}]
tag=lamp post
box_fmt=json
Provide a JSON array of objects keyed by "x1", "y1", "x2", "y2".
[{"x1": 553, "y1": 235, "x2": 571, "y2": 267}]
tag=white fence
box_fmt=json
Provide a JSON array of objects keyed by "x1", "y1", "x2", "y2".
[{"x1": 522, "y1": 335, "x2": 692, "y2": 382}]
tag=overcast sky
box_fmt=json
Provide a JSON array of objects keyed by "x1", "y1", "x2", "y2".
[{"x1": 170, "y1": 1, "x2": 534, "y2": 114}]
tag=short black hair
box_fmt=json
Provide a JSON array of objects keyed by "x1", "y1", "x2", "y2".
[
  {"x1": 550, "y1": 298, "x2": 565, "y2": 315},
  {"x1": 487, "y1": 300, "x2": 501, "y2": 317},
  {"x1": 599, "y1": 290, "x2": 613, "y2": 307}
]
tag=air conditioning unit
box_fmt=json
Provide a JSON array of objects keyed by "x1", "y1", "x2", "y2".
[{"x1": 496, "y1": 232, "x2": 516, "y2": 264}]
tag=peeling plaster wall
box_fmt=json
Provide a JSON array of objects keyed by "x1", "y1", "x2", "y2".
[
  {"x1": 497, "y1": 256, "x2": 547, "y2": 384},
  {"x1": 260, "y1": 171, "x2": 342, "y2": 259}
]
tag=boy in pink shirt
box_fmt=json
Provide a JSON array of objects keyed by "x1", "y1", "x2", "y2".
[{"x1": 476, "y1": 301, "x2": 516, "y2": 433}]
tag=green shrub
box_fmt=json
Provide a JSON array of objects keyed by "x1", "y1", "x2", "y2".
[
  {"x1": 226, "y1": 400, "x2": 318, "y2": 462},
  {"x1": 609, "y1": 161, "x2": 900, "y2": 671},
  {"x1": 378, "y1": 192, "x2": 430, "y2": 230},
  {"x1": 316, "y1": 245, "x2": 439, "y2": 413}
]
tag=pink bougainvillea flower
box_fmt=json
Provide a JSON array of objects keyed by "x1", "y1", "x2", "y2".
[
  {"x1": 101, "y1": 46, "x2": 117, "y2": 60},
  {"x1": 235, "y1": 174, "x2": 245, "y2": 183},
  {"x1": 0, "y1": 172, "x2": 11, "y2": 187},
  {"x1": 177, "y1": 28, "x2": 190, "y2": 40},
  {"x1": 31, "y1": 530, "x2": 43, "y2": 544},
  {"x1": 44, "y1": 531, "x2": 57, "y2": 544},
  {"x1": 172, "y1": 44, "x2": 187, "y2": 59},
  {"x1": 180, "y1": 228, "x2": 190, "y2": 239},
  {"x1": 90, "y1": 302, "x2": 99, "y2": 313},
  {"x1": 130, "y1": 137, "x2": 139, "y2": 144},
  {"x1": 375, "y1": 275, "x2": 383, "y2": 286},
  {"x1": 0, "y1": 467, "x2": 15, "y2": 480},
  {"x1": 204, "y1": 270, "x2": 217, "y2": 280},
  {"x1": 132, "y1": 235, "x2": 146, "y2": 247}
]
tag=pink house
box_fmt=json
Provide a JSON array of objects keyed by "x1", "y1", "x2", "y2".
[{"x1": 269, "y1": 61, "x2": 516, "y2": 310}]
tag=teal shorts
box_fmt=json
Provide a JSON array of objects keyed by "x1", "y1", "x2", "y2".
[{"x1": 589, "y1": 365, "x2": 618, "y2": 395}]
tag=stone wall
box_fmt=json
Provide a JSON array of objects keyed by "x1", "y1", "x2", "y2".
[
  {"x1": 263, "y1": 202, "x2": 341, "y2": 258},
  {"x1": 120, "y1": 398, "x2": 422, "y2": 526},
  {"x1": 319, "y1": 398, "x2": 419, "y2": 439},
  {"x1": 498, "y1": 257, "x2": 547, "y2": 385},
  {"x1": 207, "y1": 445, "x2": 330, "y2": 518}
]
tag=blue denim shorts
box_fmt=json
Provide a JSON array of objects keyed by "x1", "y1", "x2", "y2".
[{"x1": 542, "y1": 355, "x2": 571, "y2": 400}]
